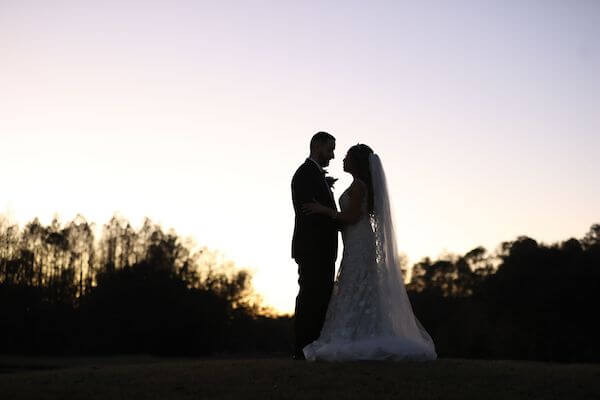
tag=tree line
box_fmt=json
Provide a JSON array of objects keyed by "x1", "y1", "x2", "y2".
[
  {"x1": 1, "y1": 214, "x2": 598, "y2": 361},
  {"x1": 407, "y1": 224, "x2": 600, "y2": 362},
  {"x1": 0, "y1": 215, "x2": 291, "y2": 356}
]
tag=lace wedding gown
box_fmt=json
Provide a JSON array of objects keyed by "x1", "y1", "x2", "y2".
[{"x1": 303, "y1": 155, "x2": 437, "y2": 362}]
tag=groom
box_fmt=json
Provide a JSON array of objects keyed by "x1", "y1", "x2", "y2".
[{"x1": 291, "y1": 131, "x2": 338, "y2": 360}]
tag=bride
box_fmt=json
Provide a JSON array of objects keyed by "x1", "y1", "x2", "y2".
[{"x1": 301, "y1": 144, "x2": 437, "y2": 361}]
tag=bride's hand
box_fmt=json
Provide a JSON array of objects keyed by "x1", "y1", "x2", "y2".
[{"x1": 302, "y1": 201, "x2": 329, "y2": 216}]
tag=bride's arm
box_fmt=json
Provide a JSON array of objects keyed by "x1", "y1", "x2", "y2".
[{"x1": 302, "y1": 180, "x2": 366, "y2": 225}]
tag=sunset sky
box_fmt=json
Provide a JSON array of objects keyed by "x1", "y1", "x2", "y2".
[{"x1": 1, "y1": 1, "x2": 599, "y2": 313}]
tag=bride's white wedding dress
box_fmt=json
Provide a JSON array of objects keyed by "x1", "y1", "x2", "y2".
[{"x1": 303, "y1": 154, "x2": 437, "y2": 361}]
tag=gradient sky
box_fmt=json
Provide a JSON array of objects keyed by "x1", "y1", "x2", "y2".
[{"x1": 1, "y1": 1, "x2": 599, "y2": 313}]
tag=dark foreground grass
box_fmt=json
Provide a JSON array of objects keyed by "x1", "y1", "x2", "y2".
[{"x1": 1, "y1": 356, "x2": 599, "y2": 400}]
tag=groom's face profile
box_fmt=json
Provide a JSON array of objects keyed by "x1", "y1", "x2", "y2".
[{"x1": 315, "y1": 139, "x2": 335, "y2": 168}]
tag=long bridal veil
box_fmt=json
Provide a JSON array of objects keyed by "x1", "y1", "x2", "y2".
[{"x1": 369, "y1": 154, "x2": 437, "y2": 359}]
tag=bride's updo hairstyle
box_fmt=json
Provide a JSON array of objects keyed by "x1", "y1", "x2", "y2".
[{"x1": 347, "y1": 144, "x2": 374, "y2": 214}]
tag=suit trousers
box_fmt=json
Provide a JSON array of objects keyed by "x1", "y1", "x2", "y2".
[{"x1": 293, "y1": 257, "x2": 335, "y2": 356}]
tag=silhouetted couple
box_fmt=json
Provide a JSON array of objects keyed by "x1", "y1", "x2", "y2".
[{"x1": 291, "y1": 132, "x2": 437, "y2": 361}]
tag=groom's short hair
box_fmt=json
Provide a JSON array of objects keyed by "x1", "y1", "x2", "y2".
[{"x1": 310, "y1": 131, "x2": 335, "y2": 150}]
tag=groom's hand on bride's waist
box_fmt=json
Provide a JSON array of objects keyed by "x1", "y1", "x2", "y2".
[
  {"x1": 301, "y1": 201, "x2": 322, "y2": 215},
  {"x1": 302, "y1": 201, "x2": 336, "y2": 219}
]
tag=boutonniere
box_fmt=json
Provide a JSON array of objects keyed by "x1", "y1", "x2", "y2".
[{"x1": 325, "y1": 175, "x2": 338, "y2": 189}]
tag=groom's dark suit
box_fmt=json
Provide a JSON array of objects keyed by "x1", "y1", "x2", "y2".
[{"x1": 291, "y1": 158, "x2": 338, "y2": 357}]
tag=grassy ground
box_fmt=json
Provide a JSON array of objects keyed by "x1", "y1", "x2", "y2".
[{"x1": 1, "y1": 356, "x2": 599, "y2": 400}]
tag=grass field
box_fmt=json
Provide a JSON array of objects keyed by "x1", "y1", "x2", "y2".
[{"x1": 1, "y1": 355, "x2": 599, "y2": 399}]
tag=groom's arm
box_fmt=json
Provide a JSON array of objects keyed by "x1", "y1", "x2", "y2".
[
  {"x1": 292, "y1": 168, "x2": 317, "y2": 210},
  {"x1": 305, "y1": 180, "x2": 365, "y2": 225}
]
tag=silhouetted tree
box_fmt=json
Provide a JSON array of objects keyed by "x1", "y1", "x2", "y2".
[
  {"x1": 0, "y1": 214, "x2": 291, "y2": 356},
  {"x1": 1, "y1": 214, "x2": 596, "y2": 361},
  {"x1": 408, "y1": 226, "x2": 600, "y2": 362}
]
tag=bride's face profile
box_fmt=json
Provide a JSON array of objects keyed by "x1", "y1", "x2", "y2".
[
  {"x1": 343, "y1": 152, "x2": 356, "y2": 174},
  {"x1": 344, "y1": 144, "x2": 373, "y2": 177}
]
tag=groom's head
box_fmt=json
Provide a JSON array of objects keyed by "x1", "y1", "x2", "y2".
[{"x1": 310, "y1": 131, "x2": 336, "y2": 168}]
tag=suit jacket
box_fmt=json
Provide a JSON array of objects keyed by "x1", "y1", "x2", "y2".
[{"x1": 291, "y1": 159, "x2": 338, "y2": 262}]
